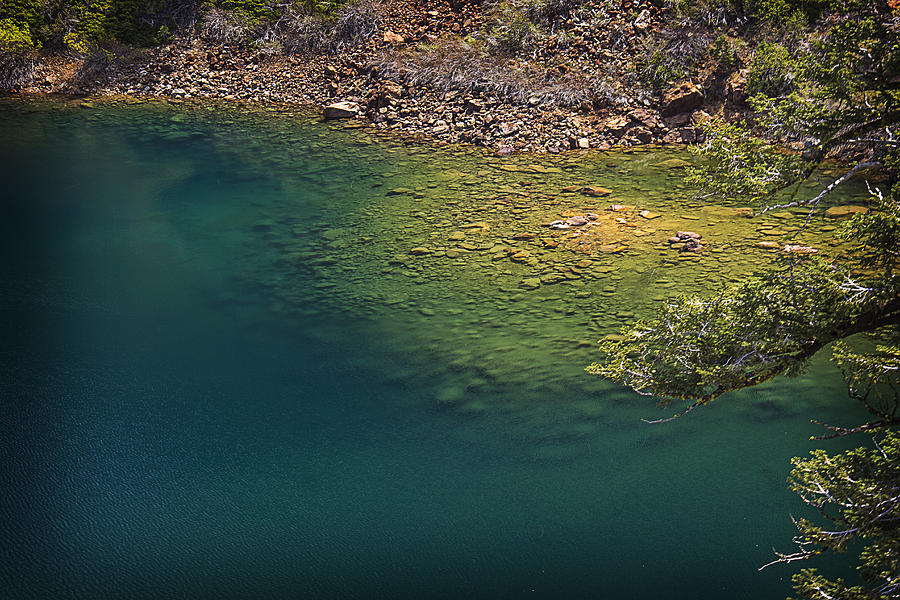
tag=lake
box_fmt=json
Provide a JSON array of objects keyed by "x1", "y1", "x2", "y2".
[{"x1": 0, "y1": 98, "x2": 869, "y2": 599}]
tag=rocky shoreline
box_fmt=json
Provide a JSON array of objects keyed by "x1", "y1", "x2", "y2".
[{"x1": 10, "y1": 0, "x2": 753, "y2": 154}]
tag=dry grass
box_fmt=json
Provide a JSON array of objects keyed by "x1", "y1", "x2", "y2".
[
  {"x1": 371, "y1": 37, "x2": 626, "y2": 108},
  {"x1": 0, "y1": 51, "x2": 34, "y2": 90}
]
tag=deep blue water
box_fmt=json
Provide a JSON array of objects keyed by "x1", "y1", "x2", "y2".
[{"x1": 0, "y1": 100, "x2": 866, "y2": 599}]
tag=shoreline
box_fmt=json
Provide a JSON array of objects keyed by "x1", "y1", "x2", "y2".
[{"x1": 11, "y1": 30, "x2": 727, "y2": 155}]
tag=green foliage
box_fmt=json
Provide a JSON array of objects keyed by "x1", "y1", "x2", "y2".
[
  {"x1": 587, "y1": 257, "x2": 887, "y2": 403},
  {"x1": 0, "y1": 0, "x2": 44, "y2": 38},
  {"x1": 785, "y1": 432, "x2": 900, "y2": 599},
  {"x1": 203, "y1": 0, "x2": 274, "y2": 23},
  {"x1": 303, "y1": 0, "x2": 351, "y2": 17},
  {"x1": 485, "y1": 2, "x2": 541, "y2": 56},
  {"x1": 591, "y1": 2, "x2": 900, "y2": 597},
  {"x1": 631, "y1": 36, "x2": 692, "y2": 90},
  {"x1": 747, "y1": 41, "x2": 798, "y2": 97},
  {"x1": 709, "y1": 34, "x2": 739, "y2": 71},
  {"x1": 0, "y1": 17, "x2": 36, "y2": 52},
  {"x1": 686, "y1": 118, "x2": 803, "y2": 203}
]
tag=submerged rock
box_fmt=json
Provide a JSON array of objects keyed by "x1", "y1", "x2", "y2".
[
  {"x1": 654, "y1": 158, "x2": 690, "y2": 169},
  {"x1": 824, "y1": 205, "x2": 868, "y2": 219},
  {"x1": 783, "y1": 244, "x2": 819, "y2": 254},
  {"x1": 582, "y1": 185, "x2": 612, "y2": 197}
]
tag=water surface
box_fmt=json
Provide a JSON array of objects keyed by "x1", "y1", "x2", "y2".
[{"x1": 0, "y1": 98, "x2": 870, "y2": 599}]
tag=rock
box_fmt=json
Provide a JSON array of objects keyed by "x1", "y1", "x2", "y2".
[
  {"x1": 461, "y1": 222, "x2": 491, "y2": 230},
  {"x1": 604, "y1": 114, "x2": 631, "y2": 134},
  {"x1": 498, "y1": 122, "x2": 519, "y2": 136},
  {"x1": 562, "y1": 185, "x2": 581, "y2": 193},
  {"x1": 639, "y1": 210, "x2": 660, "y2": 219},
  {"x1": 419, "y1": 307, "x2": 436, "y2": 316},
  {"x1": 676, "y1": 231, "x2": 702, "y2": 239},
  {"x1": 566, "y1": 215, "x2": 589, "y2": 226},
  {"x1": 665, "y1": 112, "x2": 693, "y2": 127},
  {"x1": 601, "y1": 334, "x2": 628, "y2": 343},
  {"x1": 680, "y1": 238, "x2": 703, "y2": 252},
  {"x1": 549, "y1": 220, "x2": 571, "y2": 230},
  {"x1": 582, "y1": 185, "x2": 612, "y2": 197},
  {"x1": 609, "y1": 204, "x2": 635, "y2": 212},
  {"x1": 668, "y1": 236, "x2": 682, "y2": 244},
  {"x1": 447, "y1": 231, "x2": 467, "y2": 241},
  {"x1": 383, "y1": 30, "x2": 405, "y2": 44},
  {"x1": 824, "y1": 205, "x2": 868, "y2": 219},
  {"x1": 576, "y1": 259, "x2": 593, "y2": 268},
  {"x1": 756, "y1": 241, "x2": 780, "y2": 249},
  {"x1": 661, "y1": 82, "x2": 704, "y2": 117},
  {"x1": 409, "y1": 247, "x2": 431, "y2": 256},
  {"x1": 540, "y1": 273, "x2": 566, "y2": 284},
  {"x1": 464, "y1": 98, "x2": 484, "y2": 112},
  {"x1": 726, "y1": 71, "x2": 749, "y2": 106},
  {"x1": 323, "y1": 101, "x2": 360, "y2": 119},
  {"x1": 654, "y1": 158, "x2": 690, "y2": 169},
  {"x1": 512, "y1": 232, "x2": 535, "y2": 240},
  {"x1": 783, "y1": 244, "x2": 819, "y2": 254},
  {"x1": 633, "y1": 8, "x2": 652, "y2": 31},
  {"x1": 432, "y1": 120, "x2": 450, "y2": 135},
  {"x1": 577, "y1": 137, "x2": 590, "y2": 149},
  {"x1": 521, "y1": 278, "x2": 541, "y2": 290}
]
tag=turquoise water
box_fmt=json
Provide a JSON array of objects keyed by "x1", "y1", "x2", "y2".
[{"x1": 0, "y1": 99, "x2": 868, "y2": 599}]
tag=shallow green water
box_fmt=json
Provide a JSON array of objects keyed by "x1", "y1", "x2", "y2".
[{"x1": 0, "y1": 98, "x2": 871, "y2": 599}]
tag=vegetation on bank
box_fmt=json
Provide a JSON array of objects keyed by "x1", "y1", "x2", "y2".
[{"x1": 589, "y1": 0, "x2": 900, "y2": 598}]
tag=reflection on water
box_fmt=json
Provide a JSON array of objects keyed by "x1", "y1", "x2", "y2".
[{"x1": 0, "y1": 98, "x2": 868, "y2": 599}]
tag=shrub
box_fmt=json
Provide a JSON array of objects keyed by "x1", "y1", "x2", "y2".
[
  {"x1": 747, "y1": 41, "x2": 797, "y2": 96},
  {"x1": 371, "y1": 37, "x2": 616, "y2": 108},
  {"x1": 709, "y1": 34, "x2": 739, "y2": 71},
  {"x1": 485, "y1": 4, "x2": 541, "y2": 56},
  {"x1": 201, "y1": 7, "x2": 249, "y2": 42},
  {"x1": 631, "y1": 32, "x2": 709, "y2": 91},
  {"x1": 269, "y1": 0, "x2": 380, "y2": 55}
]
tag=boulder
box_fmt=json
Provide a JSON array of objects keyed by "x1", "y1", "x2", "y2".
[
  {"x1": 726, "y1": 71, "x2": 749, "y2": 106},
  {"x1": 566, "y1": 215, "x2": 589, "y2": 226},
  {"x1": 323, "y1": 101, "x2": 360, "y2": 119},
  {"x1": 661, "y1": 82, "x2": 704, "y2": 117},
  {"x1": 603, "y1": 114, "x2": 631, "y2": 135},
  {"x1": 383, "y1": 30, "x2": 405, "y2": 44}
]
